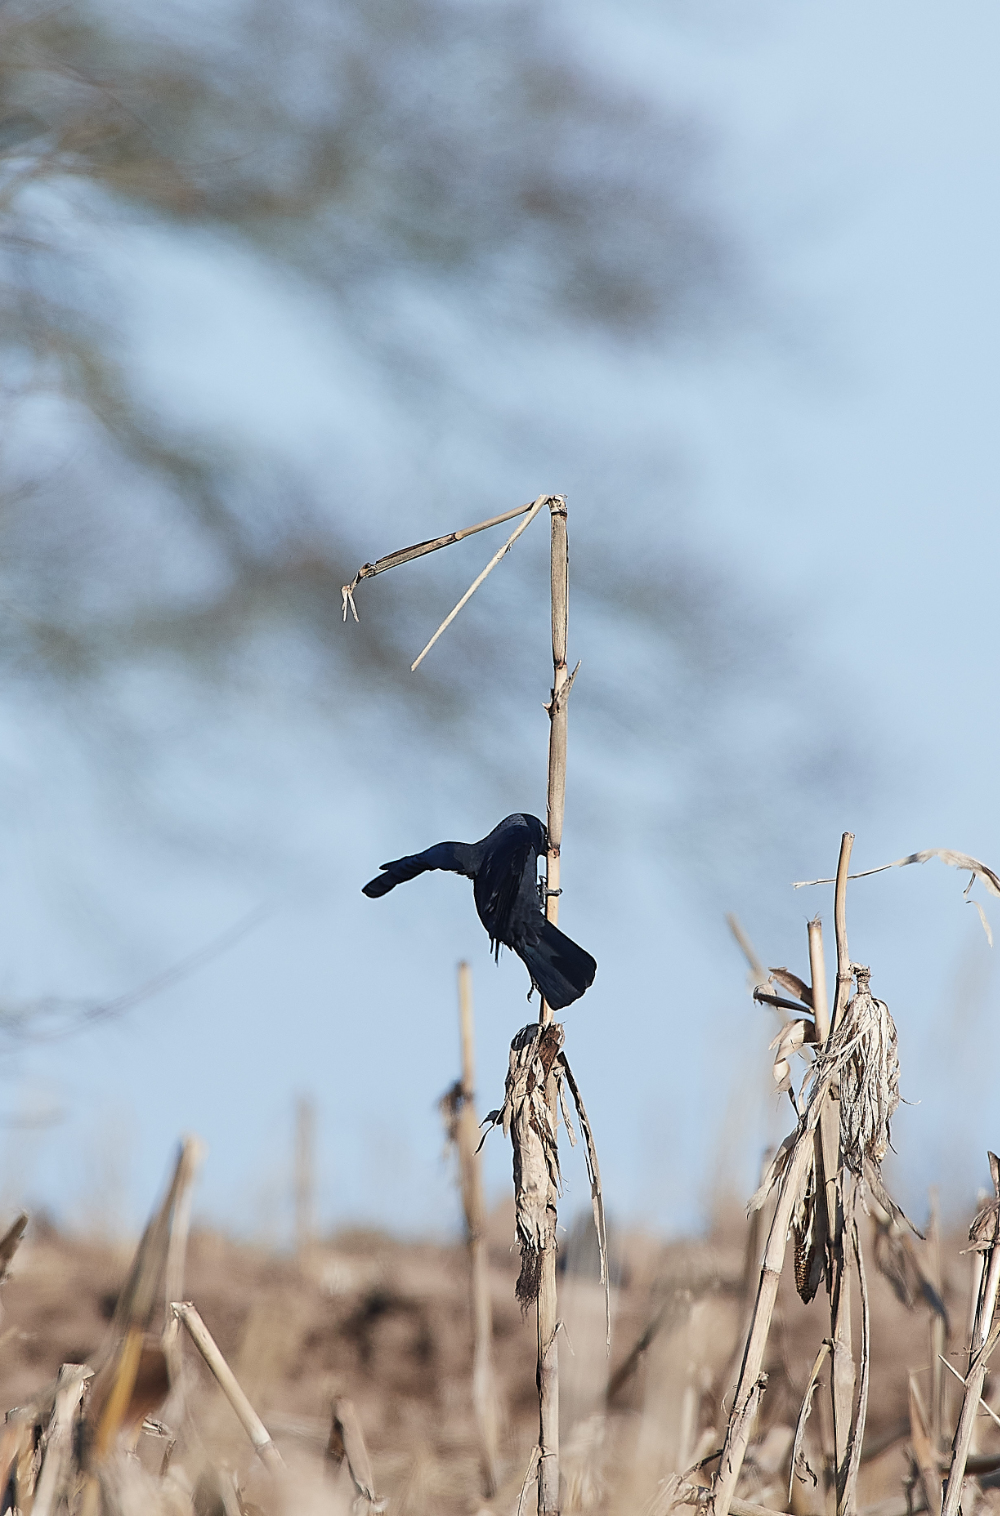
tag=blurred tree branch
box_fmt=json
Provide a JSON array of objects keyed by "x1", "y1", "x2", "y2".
[{"x1": 0, "y1": 0, "x2": 848, "y2": 889}]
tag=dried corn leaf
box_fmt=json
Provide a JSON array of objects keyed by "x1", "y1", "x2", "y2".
[
  {"x1": 862, "y1": 1158, "x2": 922, "y2": 1238},
  {"x1": 106, "y1": 1141, "x2": 194, "y2": 1342},
  {"x1": 969, "y1": 1152, "x2": 1000, "y2": 1251},
  {"x1": 969, "y1": 899, "x2": 994, "y2": 947},
  {"x1": 754, "y1": 987, "x2": 817, "y2": 1017},
  {"x1": 769, "y1": 1021, "x2": 813, "y2": 1097},
  {"x1": 558, "y1": 1048, "x2": 611, "y2": 1348},
  {"x1": 516, "y1": 1446, "x2": 543, "y2": 1516},
  {"x1": 327, "y1": 1396, "x2": 385, "y2": 1510},
  {"x1": 769, "y1": 969, "x2": 814, "y2": 1008},
  {"x1": 0, "y1": 1214, "x2": 27, "y2": 1284},
  {"x1": 748, "y1": 1132, "x2": 797, "y2": 1214},
  {"x1": 841, "y1": 1210, "x2": 871, "y2": 1516},
  {"x1": 789, "y1": 1341, "x2": 828, "y2": 1499},
  {"x1": 794, "y1": 848, "x2": 1000, "y2": 942},
  {"x1": 86, "y1": 1141, "x2": 196, "y2": 1457},
  {"x1": 716, "y1": 1374, "x2": 768, "y2": 1498},
  {"x1": 872, "y1": 1213, "x2": 944, "y2": 1317},
  {"x1": 795, "y1": 848, "x2": 1000, "y2": 895},
  {"x1": 490, "y1": 1023, "x2": 564, "y2": 1308}
]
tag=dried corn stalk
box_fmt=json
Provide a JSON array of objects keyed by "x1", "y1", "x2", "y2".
[
  {"x1": 717, "y1": 906, "x2": 904, "y2": 1516},
  {"x1": 827, "y1": 966, "x2": 899, "y2": 1171},
  {"x1": 483, "y1": 1020, "x2": 608, "y2": 1328},
  {"x1": 753, "y1": 964, "x2": 900, "y2": 1215},
  {"x1": 501, "y1": 1022, "x2": 564, "y2": 1307},
  {"x1": 327, "y1": 1396, "x2": 386, "y2": 1512},
  {"x1": 942, "y1": 1154, "x2": 1000, "y2": 1516}
]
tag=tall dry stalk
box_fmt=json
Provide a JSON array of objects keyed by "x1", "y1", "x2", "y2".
[
  {"x1": 941, "y1": 1155, "x2": 1000, "y2": 1516},
  {"x1": 537, "y1": 495, "x2": 571, "y2": 1515},
  {"x1": 926, "y1": 1193, "x2": 946, "y2": 1455},
  {"x1": 446, "y1": 960, "x2": 502, "y2": 1495},
  {"x1": 829, "y1": 834, "x2": 857, "y2": 1516},
  {"x1": 171, "y1": 1302, "x2": 285, "y2": 1474},
  {"x1": 295, "y1": 1096, "x2": 316, "y2": 1258}
]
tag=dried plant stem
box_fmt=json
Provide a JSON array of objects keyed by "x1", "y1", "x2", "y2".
[
  {"x1": 809, "y1": 918, "x2": 839, "y2": 1239},
  {"x1": 33, "y1": 1365, "x2": 89, "y2": 1516},
  {"x1": 832, "y1": 834, "x2": 855, "y2": 1026},
  {"x1": 926, "y1": 1194, "x2": 946, "y2": 1453},
  {"x1": 714, "y1": 839, "x2": 858, "y2": 1516},
  {"x1": 727, "y1": 913, "x2": 769, "y2": 988},
  {"x1": 807, "y1": 918, "x2": 831, "y2": 1044},
  {"x1": 808, "y1": 915, "x2": 842, "y2": 1500},
  {"x1": 537, "y1": 496, "x2": 570, "y2": 1515},
  {"x1": 711, "y1": 1132, "x2": 816, "y2": 1516},
  {"x1": 939, "y1": 1355, "x2": 1000, "y2": 1436},
  {"x1": 411, "y1": 495, "x2": 551, "y2": 670},
  {"x1": 163, "y1": 1137, "x2": 204, "y2": 1314},
  {"x1": 295, "y1": 1097, "x2": 316, "y2": 1257},
  {"x1": 968, "y1": 1249, "x2": 985, "y2": 1345},
  {"x1": 909, "y1": 1375, "x2": 942, "y2": 1516},
  {"x1": 676, "y1": 1482, "x2": 797, "y2": 1516},
  {"x1": 163, "y1": 1134, "x2": 204, "y2": 1400},
  {"x1": 93, "y1": 1328, "x2": 144, "y2": 1458},
  {"x1": 171, "y1": 1302, "x2": 285, "y2": 1474},
  {"x1": 830, "y1": 833, "x2": 856, "y2": 1516},
  {"x1": 941, "y1": 1243, "x2": 1000, "y2": 1516},
  {"x1": 341, "y1": 499, "x2": 539, "y2": 620},
  {"x1": 327, "y1": 1396, "x2": 382, "y2": 1506},
  {"x1": 543, "y1": 497, "x2": 569, "y2": 940},
  {"x1": 456, "y1": 961, "x2": 502, "y2": 1496}
]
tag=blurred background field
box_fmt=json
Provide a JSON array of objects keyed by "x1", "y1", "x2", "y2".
[{"x1": 0, "y1": 1182, "x2": 988, "y2": 1515}]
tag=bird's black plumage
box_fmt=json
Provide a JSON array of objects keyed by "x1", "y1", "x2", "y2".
[{"x1": 362, "y1": 813, "x2": 596, "y2": 1011}]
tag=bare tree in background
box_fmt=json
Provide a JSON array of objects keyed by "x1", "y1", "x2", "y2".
[{"x1": 0, "y1": 0, "x2": 842, "y2": 869}]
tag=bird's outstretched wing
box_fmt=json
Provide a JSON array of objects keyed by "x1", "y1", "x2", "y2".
[{"x1": 362, "y1": 842, "x2": 476, "y2": 898}]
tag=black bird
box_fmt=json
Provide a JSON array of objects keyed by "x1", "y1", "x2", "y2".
[{"x1": 362, "y1": 813, "x2": 596, "y2": 1011}]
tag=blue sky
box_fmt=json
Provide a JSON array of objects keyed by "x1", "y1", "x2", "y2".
[{"x1": 3, "y1": 1, "x2": 999, "y2": 1242}]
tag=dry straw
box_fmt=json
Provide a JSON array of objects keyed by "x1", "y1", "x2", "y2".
[
  {"x1": 0, "y1": 1135, "x2": 396, "y2": 1516},
  {"x1": 170, "y1": 1302, "x2": 284, "y2": 1475},
  {"x1": 327, "y1": 1395, "x2": 386, "y2": 1511},
  {"x1": 440, "y1": 959, "x2": 503, "y2": 1496}
]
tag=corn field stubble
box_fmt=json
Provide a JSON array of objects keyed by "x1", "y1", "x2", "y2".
[{"x1": 0, "y1": 1161, "x2": 995, "y2": 1515}]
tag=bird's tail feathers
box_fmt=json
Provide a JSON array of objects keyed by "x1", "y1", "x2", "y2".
[{"x1": 520, "y1": 920, "x2": 596, "y2": 1012}]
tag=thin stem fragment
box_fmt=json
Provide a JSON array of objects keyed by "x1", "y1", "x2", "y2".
[{"x1": 411, "y1": 495, "x2": 551, "y2": 669}]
